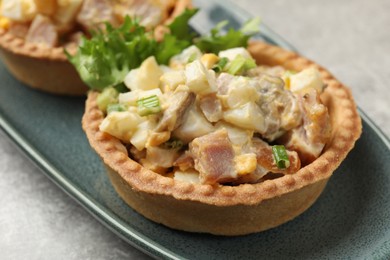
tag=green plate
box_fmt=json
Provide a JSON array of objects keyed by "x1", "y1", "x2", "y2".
[{"x1": 1, "y1": 1, "x2": 389, "y2": 259}]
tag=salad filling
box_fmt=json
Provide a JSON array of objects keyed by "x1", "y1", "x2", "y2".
[
  {"x1": 70, "y1": 10, "x2": 331, "y2": 185},
  {"x1": 97, "y1": 45, "x2": 330, "y2": 185}
]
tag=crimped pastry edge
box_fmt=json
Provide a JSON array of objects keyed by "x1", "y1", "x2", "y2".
[{"x1": 82, "y1": 41, "x2": 362, "y2": 208}]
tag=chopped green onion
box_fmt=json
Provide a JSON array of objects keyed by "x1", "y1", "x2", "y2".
[
  {"x1": 97, "y1": 87, "x2": 119, "y2": 113},
  {"x1": 240, "y1": 17, "x2": 261, "y2": 35},
  {"x1": 212, "y1": 57, "x2": 229, "y2": 72},
  {"x1": 107, "y1": 103, "x2": 128, "y2": 114},
  {"x1": 227, "y1": 55, "x2": 256, "y2": 75},
  {"x1": 137, "y1": 95, "x2": 161, "y2": 116},
  {"x1": 272, "y1": 145, "x2": 290, "y2": 169},
  {"x1": 162, "y1": 139, "x2": 184, "y2": 150}
]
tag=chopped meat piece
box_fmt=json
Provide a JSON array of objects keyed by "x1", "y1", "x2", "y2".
[
  {"x1": 155, "y1": 90, "x2": 195, "y2": 132},
  {"x1": 189, "y1": 129, "x2": 237, "y2": 184},
  {"x1": 279, "y1": 89, "x2": 331, "y2": 165},
  {"x1": 254, "y1": 74, "x2": 302, "y2": 141},
  {"x1": 76, "y1": 0, "x2": 115, "y2": 30},
  {"x1": 251, "y1": 138, "x2": 301, "y2": 175},
  {"x1": 199, "y1": 93, "x2": 223, "y2": 122},
  {"x1": 25, "y1": 15, "x2": 58, "y2": 47}
]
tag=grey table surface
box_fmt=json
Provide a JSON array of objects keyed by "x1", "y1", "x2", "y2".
[{"x1": 0, "y1": 0, "x2": 389, "y2": 259}]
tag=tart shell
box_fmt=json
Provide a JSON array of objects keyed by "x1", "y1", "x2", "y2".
[
  {"x1": 0, "y1": 0, "x2": 192, "y2": 96},
  {"x1": 82, "y1": 41, "x2": 362, "y2": 235}
]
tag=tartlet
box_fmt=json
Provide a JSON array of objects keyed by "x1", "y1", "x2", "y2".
[
  {"x1": 0, "y1": 0, "x2": 191, "y2": 96},
  {"x1": 82, "y1": 41, "x2": 361, "y2": 236}
]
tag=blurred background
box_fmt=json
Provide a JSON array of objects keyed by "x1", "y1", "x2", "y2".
[{"x1": 0, "y1": 0, "x2": 389, "y2": 259}]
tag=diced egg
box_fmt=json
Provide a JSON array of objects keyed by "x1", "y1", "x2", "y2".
[
  {"x1": 33, "y1": 0, "x2": 57, "y2": 16},
  {"x1": 170, "y1": 45, "x2": 202, "y2": 69},
  {"x1": 99, "y1": 111, "x2": 145, "y2": 142},
  {"x1": 174, "y1": 169, "x2": 200, "y2": 184},
  {"x1": 218, "y1": 47, "x2": 252, "y2": 61},
  {"x1": 173, "y1": 104, "x2": 215, "y2": 143},
  {"x1": 124, "y1": 56, "x2": 163, "y2": 91},
  {"x1": 160, "y1": 70, "x2": 186, "y2": 92},
  {"x1": 223, "y1": 76, "x2": 259, "y2": 109},
  {"x1": 119, "y1": 88, "x2": 162, "y2": 106},
  {"x1": 201, "y1": 53, "x2": 219, "y2": 69},
  {"x1": 234, "y1": 153, "x2": 257, "y2": 175},
  {"x1": 289, "y1": 68, "x2": 324, "y2": 94},
  {"x1": 130, "y1": 120, "x2": 157, "y2": 151},
  {"x1": 0, "y1": 17, "x2": 10, "y2": 29},
  {"x1": 223, "y1": 102, "x2": 266, "y2": 133},
  {"x1": 215, "y1": 122, "x2": 253, "y2": 146},
  {"x1": 54, "y1": 0, "x2": 83, "y2": 29},
  {"x1": 185, "y1": 60, "x2": 217, "y2": 95},
  {"x1": 1, "y1": 0, "x2": 37, "y2": 22}
]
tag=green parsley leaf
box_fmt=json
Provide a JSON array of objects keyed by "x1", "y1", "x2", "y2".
[
  {"x1": 67, "y1": 10, "x2": 261, "y2": 91},
  {"x1": 195, "y1": 17, "x2": 260, "y2": 54},
  {"x1": 168, "y1": 8, "x2": 198, "y2": 41}
]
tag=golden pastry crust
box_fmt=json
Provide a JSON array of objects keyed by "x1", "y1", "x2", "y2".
[
  {"x1": 82, "y1": 41, "x2": 362, "y2": 235},
  {"x1": 0, "y1": 28, "x2": 87, "y2": 95},
  {"x1": 0, "y1": 0, "x2": 192, "y2": 96}
]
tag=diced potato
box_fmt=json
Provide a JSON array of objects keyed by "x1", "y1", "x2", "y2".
[
  {"x1": 1, "y1": 0, "x2": 37, "y2": 22},
  {"x1": 185, "y1": 60, "x2": 217, "y2": 95},
  {"x1": 218, "y1": 47, "x2": 252, "y2": 61},
  {"x1": 124, "y1": 56, "x2": 163, "y2": 91},
  {"x1": 223, "y1": 102, "x2": 266, "y2": 133},
  {"x1": 215, "y1": 122, "x2": 253, "y2": 146},
  {"x1": 170, "y1": 45, "x2": 202, "y2": 69},
  {"x1": 160, "y1": 70, "x2": 186, "y2": 92},
  {"x1": 130, "y1": 120, "x2": 157, "y2": 151},
  {"x1": 201, "y1": 53, "x2": 219, "y2": 69},
  {"x1": 173, "y1": 104, "x2": 214, "y2": 143},
  {"x1": 289, "y1": 68, "x2": 324, "y2": 94},
  {"x1": 99, "y1": 111, "x2": 145, "y2": 142},
  {"x1": 174, "y1": 169, "x2": 200, "y2": 184}
]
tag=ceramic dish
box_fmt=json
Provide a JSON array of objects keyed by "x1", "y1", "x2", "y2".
[{"x1": 0, "y1": 0, "x2": 389, "y2": 258}]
